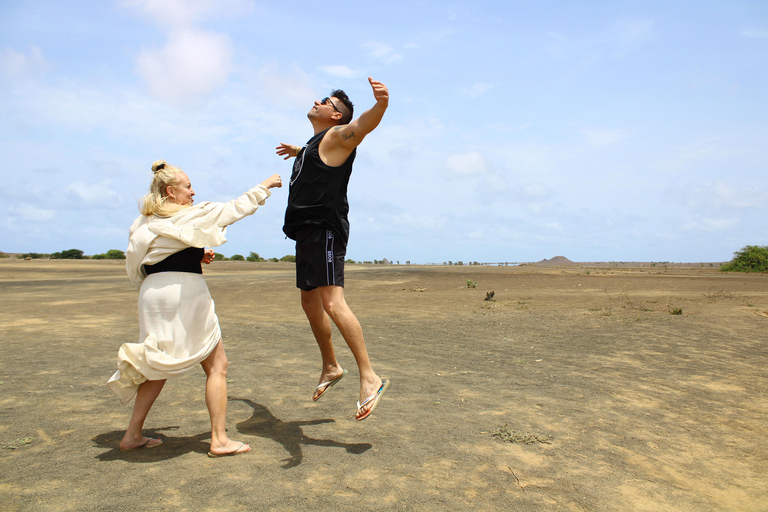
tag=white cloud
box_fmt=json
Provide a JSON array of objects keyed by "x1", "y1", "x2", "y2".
[
  {"x1": 135, "y1": 28, "x2": 233, "y2": 105},
  {"x1": 741, "y1": 29, "x2": 768, "y2": 39},
  {"x1": 15, "y1": 204, "x2": 55, "y2": 222},
  {"x1": 689, "y1": 182, "x2": 768, "y2": 210},
  {"x1": 552, "y1": 16, "x2": 655, "y2": 63},
  {"x1": 580, "y1": 127, "x2": 629, "y2": 147},
  {"x1": 464, "y1": 82, "x2": 496, "y2": 98},
  {"x1": 122, "y1": 0, "x2": 255, "y2": 28},
  {"x1": 681, "y1": 216, "x2": 738, "y2": 232},
  {"x1": 362, "y1": 42, "x2": 402, "y2": 64},
  {"x1": 468, "y1": 230, "x2": 484, "y2": 240},
  {"x1": 65, "y1": 181, "x2": 122, "y2": 206},
  {"x1": 317, "y1": 65, "x2": 360, "y2": 79},
  {"x1": 542, "y1": 222, "x2": 564, "y2": 231},
  {"x1": 257, "y1": 63, "x2": 316, "y2": 106},
  {"x1": 0, "y1": 46, "x2": 50, "y2": 79},
  {"x1": 445, "y1": 151, "x2": 488, "y2": 175},
  {"x1": 606, "y1": 17, "x2": 655, "y2": 57},
  {"x1": 391, "y1": 213, "x2": 446, "y2": 231},
  {"x1": 522, "y1": 183, "x2": 551, "y2": 199},
  {"x1": 655, "y1": 138, "x2": 734, "y2": 173}
]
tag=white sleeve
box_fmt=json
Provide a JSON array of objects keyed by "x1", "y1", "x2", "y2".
[
  {"x1": 147, "y1": 185, "x2": 272, "y2": 249},
  {"x1": 201, "y1": 184, "x2": 272, "y2": 228}
]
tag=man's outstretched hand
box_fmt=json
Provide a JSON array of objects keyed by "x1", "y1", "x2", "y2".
[
  {"x1": 276, "y1": 142, "x2": 301, "y2": 160},
  {"x1": 369, "y1": 77, "x2": 389, "y2": 108}
]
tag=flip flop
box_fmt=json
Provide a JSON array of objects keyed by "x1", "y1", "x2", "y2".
[
  {"x1": 207, "y1": 442, "x2": 250, "y2": 458},
  {"x1": 313, "y1": 368, "x2": 348, "y2": 401},
  {"x1": 119, "y1": 437, "x2": 162, "y2": 453},
  {"x1": 356, "y1": 379, "x2": 391, "y2": 421}
]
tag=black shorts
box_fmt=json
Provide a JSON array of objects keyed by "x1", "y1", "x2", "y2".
[{"x1": 295, "y1": 227, "x2": 346, "y2": 291}]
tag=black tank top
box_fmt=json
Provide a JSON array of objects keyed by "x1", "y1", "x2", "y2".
[
  {"x1": 283, "y1": 128, "x2": 356, "y2": 245},
  {"x1": 144, "y1": 247, "x2": 204, "y2": 275}
]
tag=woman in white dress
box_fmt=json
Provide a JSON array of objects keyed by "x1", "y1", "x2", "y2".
[{"x1": 108, "y1": 160, "x2": 281, "y2": 457}]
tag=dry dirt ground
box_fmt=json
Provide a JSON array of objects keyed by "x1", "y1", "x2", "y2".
[{"x1": 0, "y1": 259, "x2": 766, "y2": 511}]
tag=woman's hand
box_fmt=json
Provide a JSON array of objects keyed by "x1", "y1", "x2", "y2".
[
  {"x1": 261, "y1": 174, "x2": 283, "y2": 189},
  {"x1": 201, "y1": 248, "x2": 215, "y2": 265}
]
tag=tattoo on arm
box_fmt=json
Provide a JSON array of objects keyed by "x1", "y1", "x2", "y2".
[{"x1": 341, "y1": 131, "x2": 356, "y2": 142}]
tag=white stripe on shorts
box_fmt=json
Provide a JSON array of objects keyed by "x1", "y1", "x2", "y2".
[{"x1": 325, "y1": 229, "x2": 335, "y2": 286}]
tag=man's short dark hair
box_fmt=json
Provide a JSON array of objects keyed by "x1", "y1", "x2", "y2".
[{"x1": 331, "y1": 89, "x2": 354, "y2": 125}]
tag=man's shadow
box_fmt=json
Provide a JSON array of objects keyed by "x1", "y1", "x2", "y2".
[{"x1": 230, "y1": 397, "x2": 371, "y2": 468}]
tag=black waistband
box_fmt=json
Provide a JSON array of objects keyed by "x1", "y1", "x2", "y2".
[{"x1": 144, "y1": 247, "x2": 204, "y2": 275}]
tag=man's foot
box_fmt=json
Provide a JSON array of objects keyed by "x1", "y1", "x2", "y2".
[
  {"x1": 207, "y1": 441, "x2": 250, "y2": 458},
  {"x1": 313, "y1": 368, "x2": 348, "y2": 401},
  {"x1": 119, "y1": 436, "x2": 162, "y2": 452},
  {"x1": 356, "y1": 378, "x2": 390, "y2": 421}
]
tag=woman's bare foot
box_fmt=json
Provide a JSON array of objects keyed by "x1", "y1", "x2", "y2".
[
  {"x1": 119, "y1": 436, "x2": 162, "y2": 452},
  {"x1": 208, "y1": 440, "x2": 250, "y2": 457}
]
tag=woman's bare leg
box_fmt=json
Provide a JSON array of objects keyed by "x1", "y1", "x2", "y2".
[
  {"x1": 119, "y1": 379, "x2": 166, "y2": 451},
  {"x1": 201, "y1": 340, "x2": 250, "y2": 456}
]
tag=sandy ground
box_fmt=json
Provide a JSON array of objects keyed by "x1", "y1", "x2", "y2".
[{"x1": 0, "y1": 259, "x2": 766, "y2": 511}]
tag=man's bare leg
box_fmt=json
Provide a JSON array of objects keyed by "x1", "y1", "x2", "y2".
[
  {"x1": 301, "y1": 289, "x2": 346, "y2": 400},
  {"x1": 315, "y1": 285, "x2": 383, "y2": 419}
]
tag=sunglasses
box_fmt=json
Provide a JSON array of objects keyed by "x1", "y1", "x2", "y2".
[{"x1": 321, "y1": 97, "x2": 342, "y2": 114}]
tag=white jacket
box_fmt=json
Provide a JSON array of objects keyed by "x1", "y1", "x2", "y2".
[{"x1": 126, "y1": 185, "x2": 271, "y2": 288}]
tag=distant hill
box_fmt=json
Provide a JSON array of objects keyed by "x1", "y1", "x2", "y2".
[{"x1": 535, "y1": 256, "x2": 574, "y2": 266}]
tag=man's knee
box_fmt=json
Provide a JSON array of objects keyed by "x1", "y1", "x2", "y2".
[
  {"x1": 301, "y1": 289, "x2": 323, "y2": 314},
  {"x1": 319, "y1": 287, "x2": 348, "y2": 318}
]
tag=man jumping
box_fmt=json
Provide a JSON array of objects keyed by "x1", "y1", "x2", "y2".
[{"x1": 276, "y1": 77, "x2": 390, "y2": 421}]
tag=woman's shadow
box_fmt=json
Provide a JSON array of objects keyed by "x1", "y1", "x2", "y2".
[
  {"x1": 92, "y1": 426, "x2": 211, "y2": 462},
  {"x1": 230, "y1": 397, "x2": 371, "y2": 468}
]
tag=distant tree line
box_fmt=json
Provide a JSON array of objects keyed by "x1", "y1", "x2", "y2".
[
  {"x1": 12, "y1": 246, "x2": 764, "y2": 271},
  {"x1": 214, "y1": 252, "x2": 296, "y2": 262},
  {"x1": 3, "y1": 249, "x2": 297, "y2": 262}
]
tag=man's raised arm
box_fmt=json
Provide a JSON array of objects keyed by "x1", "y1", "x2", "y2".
[{"x1": 330, "y1": 77, "x2": 389, "y2": 150}]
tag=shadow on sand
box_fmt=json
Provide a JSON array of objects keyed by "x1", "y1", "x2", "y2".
[
  {"x1": 230, "y1": 397, "x2": 372, "y2": 468},
  {"x1": 92, "y1": 426, "x2": 211, "y2": 462},
  {"x1": 92, "y1": 399, "x2": 371, "y2": 467}
]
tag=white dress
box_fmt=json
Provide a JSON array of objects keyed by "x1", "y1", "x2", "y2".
[{"x1": 108, "y1": 185, "x2": 271, "y2": 405}]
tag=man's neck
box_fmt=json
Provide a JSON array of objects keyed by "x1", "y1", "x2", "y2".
[{"x1": 311, "y1": 119, "x2": 336, "y2": 136}]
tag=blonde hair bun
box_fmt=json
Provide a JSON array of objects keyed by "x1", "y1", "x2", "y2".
[{"x1": 152, "y1": 160, "x2": 167, "y2": 173}]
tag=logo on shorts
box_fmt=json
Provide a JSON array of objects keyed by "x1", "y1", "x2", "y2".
[{"x1": 327, "y1": 251, "x2": 333, "y2": 262}]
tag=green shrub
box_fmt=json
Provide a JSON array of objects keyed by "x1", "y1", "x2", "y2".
[
  {"x1": 230, "y1": 254, "x2": 245, "y2": 261},
  {"x1": 51, "y1": 249, "x2": 84, "y2": 259},
  {"x1": 721, "y1": 245, "x2": 768, "y2": 273},
  {"x1": 92, "y1": 249, "x2": 126, "y2": 260},
  {"x1": 18, "y1": 253, "x2": 46, "y2": 259},
  {"x1": 246, "y1": 251, "x2": 264, "y2": 262},
  {"x1": 280, "y1": 255, "x2": 296, "y2": 263}
]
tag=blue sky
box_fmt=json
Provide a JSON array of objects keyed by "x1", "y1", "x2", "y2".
[{"x1": 1, "y1": 0, "x2": 766, "y2": 263}]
